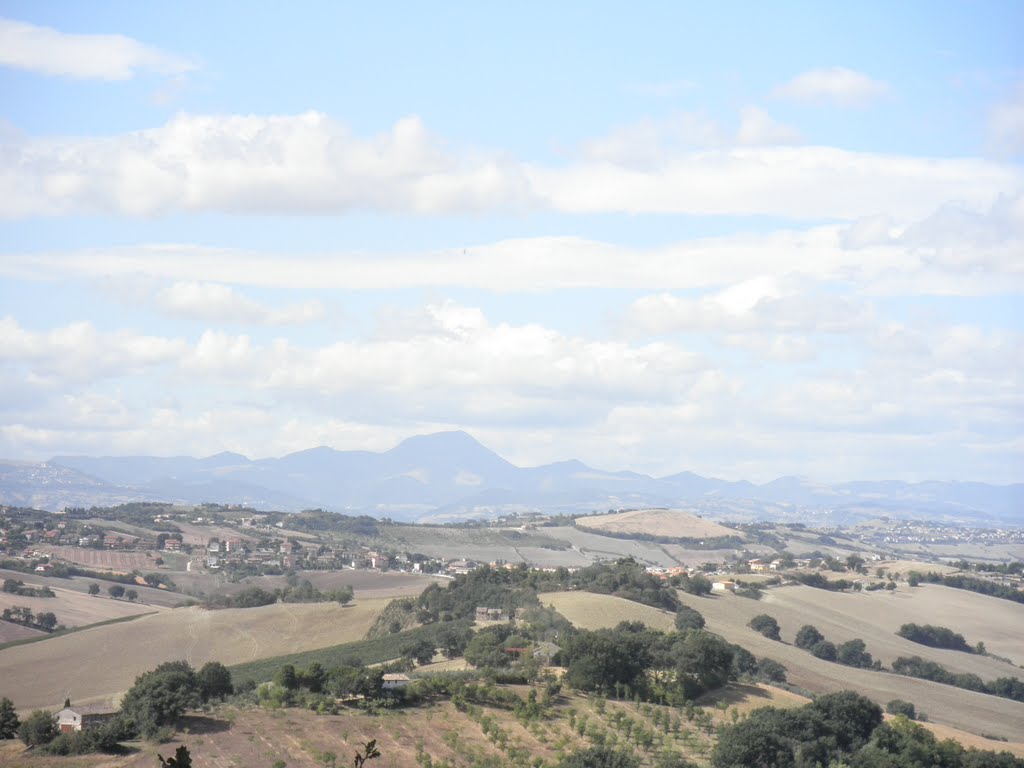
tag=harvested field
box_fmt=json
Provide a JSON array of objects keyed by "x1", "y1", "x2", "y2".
[
  {"x1": 0, "y1": 581, "x2": 162, "y2": 629},
  {"x1": 0, "y1": 568, "x2": 183, "y2": 608},
  {"x1": 575, "y1": 508, "x2": 737, "y2": 539},
  {"x1": 675, "y1": 585, "x2": 1024, "y2": 741},
  {"x1": 542, "y1": 526, "x2": 681, "y2": 567},
  {"x1": 545, "y1": 588, "x2": 1024, "y2": 741},
  {"x1": 543, "y1": 590, "x2": 676, "y2": 631},
  {"x1": 875, "y1": 559, "x2": 961, "y2": 576},
  {"x1": 0, "y1": 620, "x2": 44, "y2": 644},
  {"x1": 41, "y1": 545, "x2": 156, "y2": 572},
  {"x1": 0, "y1": 597, "x2": 394, "y2": 710}
]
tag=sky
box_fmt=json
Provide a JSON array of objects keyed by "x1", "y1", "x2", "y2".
[{"x1": 0, "y1": 1, "x2": 1021, "y2": 484}]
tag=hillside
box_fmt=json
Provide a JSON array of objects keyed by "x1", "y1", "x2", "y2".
[
  {"x1": 0, "y1": 598, "x2": 395, "y2": 710},
  {"x1": 574, "y1": 508, "x2": 737, "y2": 539},
  {"x1": 544, "y1": 588, "x2": 1024, "y2": 742}
]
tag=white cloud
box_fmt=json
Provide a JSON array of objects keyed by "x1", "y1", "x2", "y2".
[
  {"x1": 0, "y1": 17, "x2": 196, "y2": 80},
  {"x1": 4, "y1": 198, "x2": 1023, "y2": 298},
  {"x1": 0, "y1": 112, "x2": 535, "y2": 218},
  {"x1": 773, "y1": 67, "x2": 891, "y2": 107},
  {"x1": 157, "y1": 281, "x2": 324, "y2": 325},
  {"x1": 736, "y1": 106, "x2": 801, "y2": 146},
  {"x1": 988, "y1": 85, "x2": 1024, "y2": 157},
  {"x1": 2, "y1": 111, "x2": 1018, "y2": 221}
]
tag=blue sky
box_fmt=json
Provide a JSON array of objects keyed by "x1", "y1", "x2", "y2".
[{"x1": 0, "y1": 1, "x2": 1021, "y2": 483}]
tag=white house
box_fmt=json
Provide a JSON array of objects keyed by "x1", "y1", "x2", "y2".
[
  {"x1": 56, "y1": 704, "x2": 118, "y2": 732},
  {"x1": 381, "y1": 673, "x2": 411, "y2": 691}
]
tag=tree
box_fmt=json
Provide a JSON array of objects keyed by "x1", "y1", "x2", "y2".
[
  {"x1": 846, "y1": 554, "x2": 866, "y2": 573},
  {"x1": 120, "y1": 661, "x2": 201, "y2": 737},
  {"x1": 353, "y1": 739, "x2": 381, "y2": 767},
  {"x1": 794, "y1": 624, "x2": 824, "y2": 650},
  {"x1": 674, "y1": 605, "x2": 705, "y2": 631},
  {"x1": 810, "y1": 640, "x2": 837, "y2": 662},
  {"x1": 401, "y1": 638, "x2": 436, "y2": 667},
  {"x1": 198, "y1": 661, "x2": 234, "y2": 701},
  {"x1": 88, "y1": 583, "x2": 100, "y2": 596},
  {"x1": 108, "y1": 584, "x2": 125, "y2": 599},
  {"x1": 275, "y1": 664, "x2": 298, "y2": 690},
  {"x1": 437, "y1": 623, "x2": 473, "y2": 659},
  {"x1": 0, "y1": 697, "x2": 20, "y2": 739},
  {"x1": 886, "y1": 699, "x2": 917, "y2": 719},
  {"x1": 126, "y1": 589, "x2": 139, "y2": 602},
  {"x1": 837, "y1": 638, "x2": 873, "y2": 668},
  {"x1": 747, "y1": 614, "x2": 781, "y2": 641},
  {"x1": 35, "y1": 611, "x2": 58, "y2": 632},
  {"x1": 19, "y1": 710, "x2": 58, "y2": 746}
]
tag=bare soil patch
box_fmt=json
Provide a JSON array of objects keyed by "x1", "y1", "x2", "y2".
[{"x1": 40, "y1": 546, "x2": 155, "y2": 573}]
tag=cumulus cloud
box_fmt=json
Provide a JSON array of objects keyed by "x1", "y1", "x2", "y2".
[
  {"x1": 0, "y1": 17, "x2": 196, "y2": 80},
  {"x1": 772, "y1": 66, "x2": 891, "y2": 107},
  {"x1": 157, "y1": 281, "x2": 324, "y2": 325},
  {"x1": 0, "y1": 112, "x2": 535, "y2": 218},
  {"x1": 3, "y1": 111, "x2": 1018, "y2": 220}
]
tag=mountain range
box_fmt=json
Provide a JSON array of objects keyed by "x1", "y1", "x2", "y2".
[{"x1": 1, "y1": 431, "x2": 1021, "y2": 525}]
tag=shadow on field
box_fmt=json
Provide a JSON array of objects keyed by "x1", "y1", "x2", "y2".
[
  {"x1": 179, "y1": 714, "x2": 232, "y2": 735},
  {"x1": 697, "y1": 683, "x2": 770, "y2": 707}
]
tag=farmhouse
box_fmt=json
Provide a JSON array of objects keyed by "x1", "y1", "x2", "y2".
[
  {"x1": 712, "y1": 580, "x2": 737, "y2": 592},
  {"x1": 475, "y1": 606, "x2": 510, "y2": 622},
  {"x1": 381, "y1": 673, "x2": 411, "y2": 691},
  {"x1": 56, "y1": 704, "x2": 118, "y2": 732}
]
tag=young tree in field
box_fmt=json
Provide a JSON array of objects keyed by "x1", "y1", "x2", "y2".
[
  {"x1": 108, "y1": 584, "x2": 125, "y2": 599},
  {"x1": 18, "y1": 710, "x2": 58, "y2": 746},
  {"x1": 747, "y1": 614, "x2": 781, "y2": 641},
  {"x1": 0, "y1": 697, "x2": 20, "y2": 739},
  {"x1": 88, "y1": 583, "x2": 100, "y2": 596}
]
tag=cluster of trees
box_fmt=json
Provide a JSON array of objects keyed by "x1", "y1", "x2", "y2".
[
  {"x1": 2, "y1": 578, "x2": 55, "y2": 598},
  {"x1": 891, "y1": 656, "x2": 1024, "y2": 703},
  {"x1": 202, "y1": 580, "x2": 353, "y2": 609},
  {"x1": 560, "y1": 621, "x2": 786, "y2": 704},
  {"x1": 790, "y1": 571, "x2": 858, "y2": 592},
  {"x1": 1, "y1": 605, "x2": 60, "y2": 631},
  {"x1": 794, "y1": 625, "x2": 876, "y2": 668},
  {"x1": 712, "y1": 691, "x2": 1023, "y2": 768},
  {"x1": 897, "y1": 623, "x2": 975, "y2": 653},
  {"x1": 748, "y1": 614, "x2": 781, "y2": 640},
  {"x1": 103, "y1": 584, "x2": 139, "y2": 601},
  {"x1": 908, "y1": 571, "x2": 1024, "y2": 604}
]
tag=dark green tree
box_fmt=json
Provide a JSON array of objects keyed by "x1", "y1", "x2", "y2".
[
  {"x1": 674, "y1": 605, "x2": 705, "y2": 631},
  {"x1": 19, "y1": 710, "x2": 58, "y2": 746},
  {"x1": 0, "y1": 697, "x2": 20, "y2": 739},
  {"x1": 401, "y1": 638, "x2": 437, "y2": 666},
  {"x1": 197, "y1": 661, "x2": 234, "y2": 701},
  {"x1": 126, "y1": 589, "x2": 139, "y2": 602},
  {"x1": 837, "y1": 638, "x2": 873, "y2": 668},
  {"x1": 88, "y1": 583, "x2": 100, "y2": 596},
  {"x1": 120, "y1": 661, "x2": 201, "y2": 737},
  {"x1": 810, "y1": 640, "x2": 837, "y2": 661},
  {"x1": 108, "y1": 584, "x2": 125, "y2": 599},
  {"x1": 158, "y1": 744, "x2": 192, "y2": 768},
  {"x1": 794, "y1": 624, "x2": 824, "y2": 650},
  {"x1": 747, "y1": 614, "x2": 781, "y2": 640}
]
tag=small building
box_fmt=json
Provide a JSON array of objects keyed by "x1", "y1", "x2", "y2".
[
  {"x1": 56, "y1": 704, "x2": 118, "y2": 732},
  {"x1": 381, "y1": 673, "x2": 411, "y2": 691},
  {"x1": 162, "y1": 538, "x2": 181, "y2": 552},
  {"x1": 712, "y1": 580, "x2": 737, "y2": 592},
  {"x1": 475, "y1": 606, "x2": 510, "y2": 622}
]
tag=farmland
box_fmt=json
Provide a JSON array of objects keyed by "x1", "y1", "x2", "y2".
[
  {"x1": 545, "y1": 588, "x2": 1024, "y2": 744},
  {"x1": 575, "y1": 508, "x2": 737, "y2": 540},
  {"x1": 0, "y1": 580, "x2": 162, "y2": 630},
  {"x1": 37, "y1": 545, "x2": 156, "y2": 573},
  {"x1": 0, "y1": 597, "x2": 396, "y2": 710}
]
